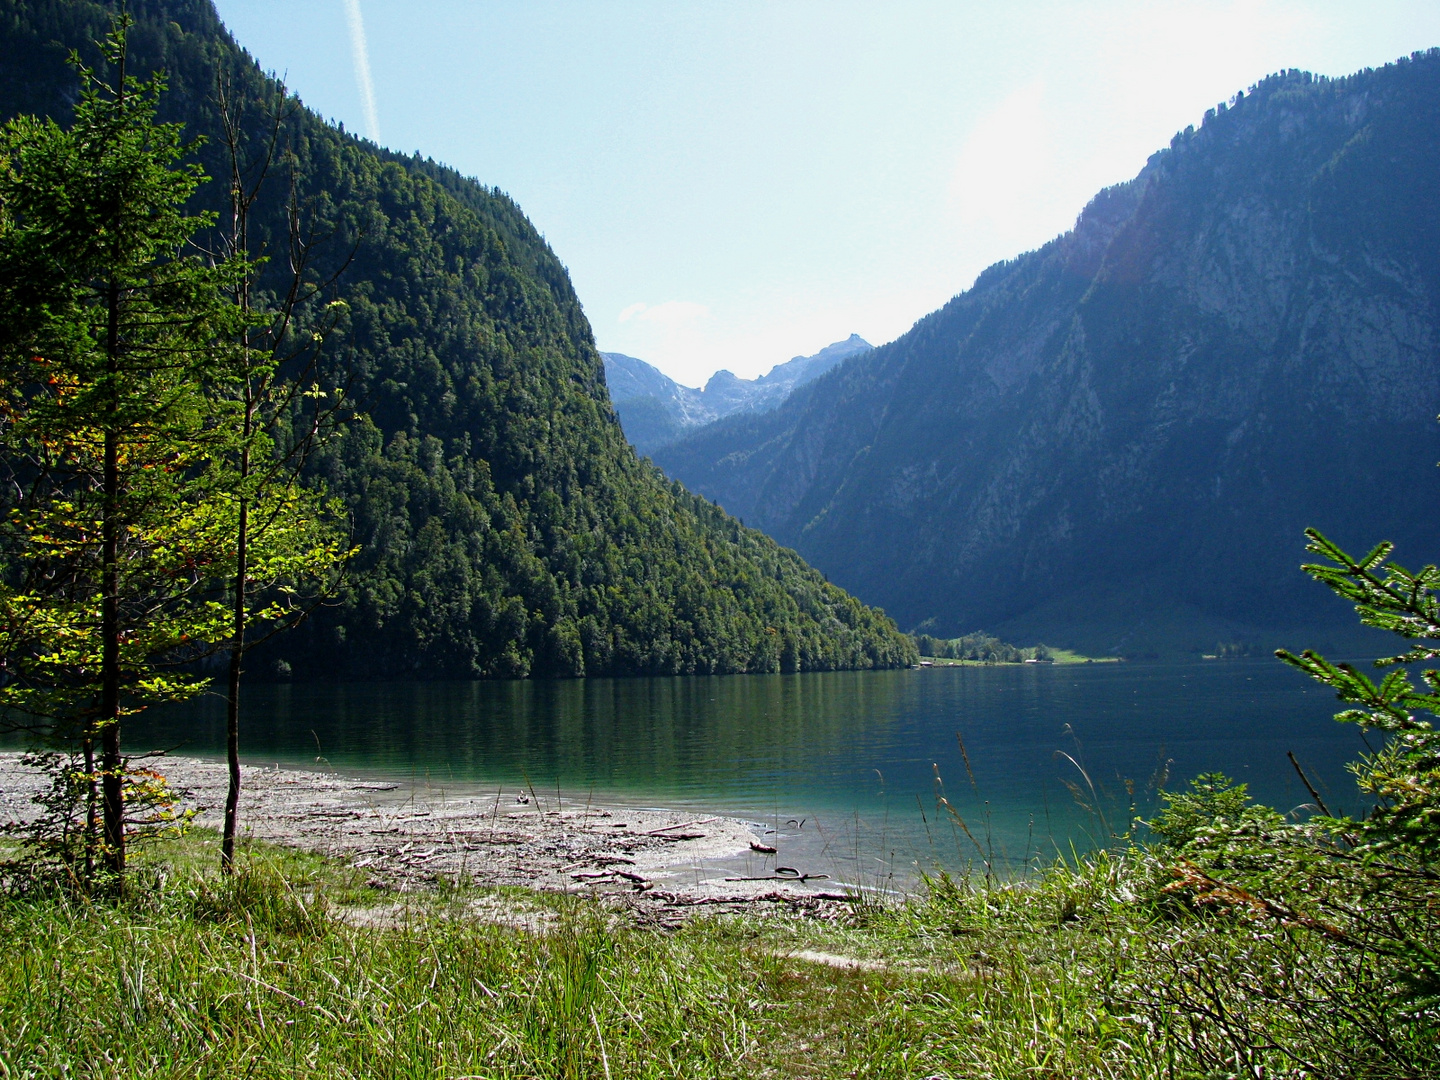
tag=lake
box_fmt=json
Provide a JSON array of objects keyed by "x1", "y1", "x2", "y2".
[{"x1": 102, "y1": 658, "x2": 1370, "y2": 888}]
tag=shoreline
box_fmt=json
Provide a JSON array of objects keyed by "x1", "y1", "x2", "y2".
[
  {"x1": 916, "y1": 654, "x2": 1121, "y2": 667},
  {"x1": 0, "y1": 752, "x2": 863, "y2": 914}
]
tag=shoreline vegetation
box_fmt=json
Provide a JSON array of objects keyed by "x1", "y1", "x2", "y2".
[
  {"x1": 3, "y1": 747, "x2": 1436, "y2": 1077},
  {"x1": 911, "y1": 631, "x2": 1118, "y2": 666},
  {"x1": 916, "y1": 649, "x2": 1118, "y2": 667}
]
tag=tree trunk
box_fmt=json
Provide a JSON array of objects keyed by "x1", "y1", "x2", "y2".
[
  {"x1": 221, "y1": 99, "x2": 255, "y2": 872},
  {"x1": 222, "y1": 475, "x2": 248, "y2": 871},
  {"x1": 101, "y1": 279, "x2": 123, "y2": 878},
  {"x1": 82, "y1": 734, "x2": 97, "y2": 881},
  {"x1": 222, "y1": 142, "x2": 253, "y2": 870}
]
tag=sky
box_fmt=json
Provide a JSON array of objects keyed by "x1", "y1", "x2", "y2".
[{"x1": 213, "y1": 2, "x2": 1440, "y2": 388}]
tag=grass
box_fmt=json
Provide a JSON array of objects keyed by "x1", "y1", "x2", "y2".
[
  {"x1": 1045, "y1": 648, "x2": 1120, "y2": 664},
  {"x1": 917, "y1": 649, "x2": 1118, "y2": 666},
  {"x1": 1, "y1": 830, "x2": 1432, "y2": 1079},
  {"x1": 1, "y1": 833, "x2": 910, "y2": 1079}
]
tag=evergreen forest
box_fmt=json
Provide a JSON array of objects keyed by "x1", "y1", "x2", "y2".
[{"x1": 0, "y1": 0, "x2": 914, "y2": 681}]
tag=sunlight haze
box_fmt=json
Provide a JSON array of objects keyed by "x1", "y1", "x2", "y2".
[{"x1": 214, "y1": 0, "x2": 1440, "y2": 387}]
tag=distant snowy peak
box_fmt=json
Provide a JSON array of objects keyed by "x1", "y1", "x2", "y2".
[{"x1": 602, "y1": 336, "x2": 871, "y2": 454}]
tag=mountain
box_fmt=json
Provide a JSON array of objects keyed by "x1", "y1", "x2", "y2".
[
  {"x1": 0, "y1": 0, "x2": 915, "y2": 678},
  {"x1": 601, "y1": 335, "x2": 871, "y2": 454},
  {"x1": 704, "y1": 335, "x2": 875, "y2": 415},
  {"x1": 597, "y1": 353, "x2": 712, "y2": 453},
  {"x1": 655, "y1": 55, "x2": 1440, "y2": 657}
]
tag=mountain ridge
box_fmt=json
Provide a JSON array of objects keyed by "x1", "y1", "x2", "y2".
[
  {"x1": 602, "y1": 334, "x2": 871, "y2": 454},
  {"x1": 654, "y1": 54, "x2": 1440, "y2": 656}
]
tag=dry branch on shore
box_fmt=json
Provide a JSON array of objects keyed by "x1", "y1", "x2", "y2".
[{"x1": 0, "y1": 752, "x2": 855, "y2": 921}]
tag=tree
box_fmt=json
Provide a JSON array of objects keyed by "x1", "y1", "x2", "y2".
[
  {"x1": 1119, "y1": 531, "x2": 1440, "y2": 1073},
  {"x1": 1277, "y1": 529, "x2": 1440, "y2": 875},
  {"x1": 0, "y1": 23, "x2": 246, "y2": 882},
  {"x1": 211, "y1": 72, "x2": 352, "y2": 872}
]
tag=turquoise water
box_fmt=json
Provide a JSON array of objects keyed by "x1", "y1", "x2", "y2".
[{"x1": 109, "y1": 659, "x2": 1369, "y2": 879}]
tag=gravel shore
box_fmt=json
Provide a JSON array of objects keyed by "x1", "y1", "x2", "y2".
[{"x1": 0, "y1": 752, "x2": 856, "y2": 917}]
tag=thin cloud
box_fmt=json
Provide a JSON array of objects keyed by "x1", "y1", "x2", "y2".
[
  {"x1": 618, "y1": 300, "x2": 711, "y2": 325},
  {"x1": 343, "y1": 0, "x2": 380, "y2": 143}
]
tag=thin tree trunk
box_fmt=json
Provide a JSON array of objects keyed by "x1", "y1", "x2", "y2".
[
  {"x1": 82, "y1": 733, "x2": 96, "y2": 881},
  {"x1": 101, "y1": 278, "x2": 123, "y2": 878},
  {"x1": 222, "y1": 459, "x2": 248, "y2": 871},
  {"x1": 215, "y1": 75, "x2": 346, "y2": 872},
  {"x1": 221, "y1": 116, "x2": 254, "y2": 870},
  {"x1": 98, "y1": 38, "x2": 130, "y2": 883}
]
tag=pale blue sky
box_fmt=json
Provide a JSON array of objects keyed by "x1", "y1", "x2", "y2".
[{"x1": 214, "y1": 1, "x2": 1440, "y2": 387}]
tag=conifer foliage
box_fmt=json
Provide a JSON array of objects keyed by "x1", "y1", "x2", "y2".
[
  {"x1": 1117, "y1": 530, "x2": 1440, "y2": 1072},
  {"x1": 1279, "y1": 529, "x2": 1440, "y2": 880},
  {"x1": 0, "y1": 27, "x2": 245, "y2": 880},
  {"x1": 0, "y1": 23, "x2": 347, "y2": 885}
]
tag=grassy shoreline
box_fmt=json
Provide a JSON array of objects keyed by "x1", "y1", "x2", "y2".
[
  {"x1": 917, "y1": 648, "x2": 1119, "y2": 667},
  {"x1": 3, "y1": 824, "x2": 1432, "y2": 1079}
]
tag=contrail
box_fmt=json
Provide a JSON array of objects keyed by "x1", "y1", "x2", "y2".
[{"x1": 342, "y1": 0, "x2": 380, "y2": 143}]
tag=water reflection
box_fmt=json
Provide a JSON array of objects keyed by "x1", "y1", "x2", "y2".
[{"x1": 102, "y1": 660, "x2": 1371, "y2": 877}]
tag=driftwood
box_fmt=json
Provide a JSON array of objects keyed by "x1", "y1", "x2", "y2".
[{"x1": 1, "y1": 754, "x2": 852, "y2": 919}]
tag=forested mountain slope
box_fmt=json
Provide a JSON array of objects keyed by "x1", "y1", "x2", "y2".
[
  {"x1": 0, "y1": 0, "x2": 914, "y2": 677},
  {"x1": 656, "y1": 55, "x2": 1440, "y2": 656}
]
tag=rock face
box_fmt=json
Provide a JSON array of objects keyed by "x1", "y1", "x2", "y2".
[
  {"x1": 655, "y1": 56, "x2": 1440, "y2": 656},
  {"x1": 603, "y1": 335, "x2": 871, "y2": 454},
  {"x1": 599, "y1": 353, "x2": 714, "y2": 453}
]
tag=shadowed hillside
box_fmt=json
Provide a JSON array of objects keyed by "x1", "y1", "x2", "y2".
[{"x1": 656, "y1": 55, "x2": 1440, "y2": 657}]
